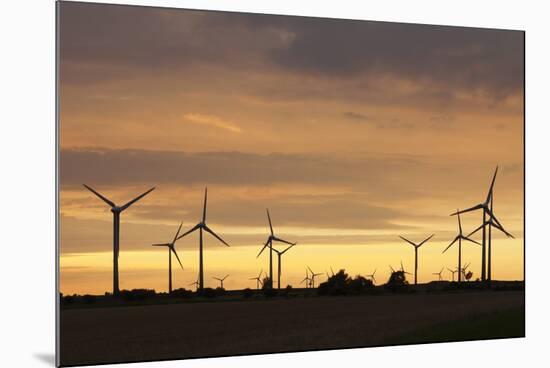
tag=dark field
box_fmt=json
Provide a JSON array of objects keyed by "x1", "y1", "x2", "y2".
[{"x1": 60, "y1": 290, "x2": 524, "y2": 366}]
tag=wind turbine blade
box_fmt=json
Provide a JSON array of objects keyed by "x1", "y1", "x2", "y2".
[
  {"x1": 266, "y1": 209, "x2": 274, "y2": 235},
  {"x1": 202, "y1": 187, "x2": 208, "y2": 222},
  {"x1": 399, "y1": 236, "x2": 417, "y2": 247},
  {"x1": 462, "y1": 236, "x2": 481, "y2": 245},
  {"x1": 257, "y1": 240, "x2": 270, "y2": 258},
  {"x1": 307, "y1": 266, "x2": 314, "y2": 275},
  {"x1": 257, "y1": 269, "x2": 263, "y2": 278},
  {"x1": 457, "y1": 211, "x2": 463, "y2": 234},
  {"x1": 486, "y1": 166, "x2": 499, "y2": 203},
  {"x1": 120, "y1": 187, "x2": 155, "y2": 211},
  {"x1": 173, "y1": 221, "x2": 184, "y2": 243},
  {"x1": 400, "y1": 260, "x2": 405, "y2": 271},
  {"x1": 389, "y1": 265, "x2": 395, "y2": 273},
  {"x1": 465, "y1": 223, "x2": 484, "y2": 238},
  {"x1": 171, "y1": 247, "x2": 183, "y2": 269},
  {"x1": 151, "y1": 243, "x2": 170, "y2": 247},
  {"x1": 281, "y1": 244, "x2": 296, "y2": 254},
  {"x1": 419, "y1": 234, "x2": 435, "y2": 247},
  {"x1": 486, "y1": 210, "x2": 514, "y2": 238},
  {"x1": 273, "y1": 236, "x2": 295, "y2": 246},
  {"x1": 442, "y1": 236, "x2": 459, "y2": 253},
  {"x1": 83, "y1": 184, "x2": 115, "y2": 207},
  {"x1": 176, "y1": 224, "x2": 200, "y2": 241},
  {"x1": 203, "y1": 224, "x2": 230, "y2": 247},
  {"x1": 223, "y1": 274, "x2": 229, "y2": 280},
  {"x1": 450, "y1": 204, "x2": 483, "y2": 216},
  {"x1": 330, "y1": 267, "x2": 335, "y2": 276}
]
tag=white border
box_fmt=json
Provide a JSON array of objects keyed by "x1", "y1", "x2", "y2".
[{"x1": 2, "y1": 1, "x2": 549, "y2": 367}]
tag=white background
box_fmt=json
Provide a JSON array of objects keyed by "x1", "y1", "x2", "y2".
[{"x1": 0, "y1": 0, "x2": 548, "y2": 367}]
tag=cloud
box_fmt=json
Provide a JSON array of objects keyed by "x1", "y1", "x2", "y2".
[
  {"x1": 343, "y1": 111, "x2": 370, "y2": 121},
  {"x1": 59, "y1": 2, "x2": 523, "y2": 100},
  {"x1": 183, "y1": 113, "x2": 241, "y2": 133}
]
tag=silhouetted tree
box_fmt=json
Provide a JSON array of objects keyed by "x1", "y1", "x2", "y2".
[
  {"x1": 171, "y1": 288, "x2": 193, "y2": 298},
  {"x1": 318, "y1": 269, "x2": 351, "y2": 295},
  {"x1": 348, "y1": 275, "x2": 374, "y2": 294},
  {"x1": 385, "y1": 271, "x2": 409, "y2": 292}
]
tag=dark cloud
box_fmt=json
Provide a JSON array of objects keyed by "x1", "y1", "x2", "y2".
[
  {"x1": 59, "y1": 2, "x2": 523, "y2": 98},
  {"x1": 60, "y1": 147, "x2": 433, "y2": 196}
]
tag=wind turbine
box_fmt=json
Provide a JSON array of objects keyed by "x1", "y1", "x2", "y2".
[
  {"x1": 447, "y1": 267, "x2": 458, "y2": 282},
  {"x1": 151, "y1": 222, "x2": 184, "y2": 294},
  {"x1": 189, "y1": 278, "x2": 199, "y2": 291},
  {"x1": 443, "y1": 211, "x2": 480, "y2": 282},
  {"x1": 460, "y1": 262, "x2": 471, "y2": 280},
  {"x1": 432, "y1": 267, "x2": 444, "y2": 281},
  {"x1": 213, "y1": 274, "x2": 229, "y2": 289},
  {"x1": 450, "y1": 167, "x2": 513, "y2": 281},
  {"x1": 399, "y1": 234, "x2": 434, "y2": 285},
  {"x1": 308, "y1": 266, "x2": 323, "y2": 288},
  {"x1": 83, "y1": 184, "x2": 155, "y2": 296},
  {"x1": 249, "y1": 269, "x2": 263, "y2": 290},
  {"x1": 272, "y1": 244, "x2": 296, "y2": 289},
  {"x1": 301, "y1": 268, "x2": 311, "y2": 288},
  {"x1": 257, "y1": 209, "x2": 295, "y2": 289},
  {"x1": 367, "y1": 269, "x2": 377, "y2": 284},
  {"x1": 400, "y1": 261, "x2": 412, "y2": 276},
  {"x1": 176, "y1": 188, "x2": 230, "y2": 292}
]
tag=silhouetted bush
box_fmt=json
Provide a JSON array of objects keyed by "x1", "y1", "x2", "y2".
[
  {"x1": 318, "y1": 270, "x2": 375, "y2": 295},
  {"x1": 200, "y1": 287, "x2": 218, "y2": 298},
  {"x1": 171, "y1": 288, "x2": 193, "y2": 298},
  {"x1": 215, "y1": 287, "x2": 226, "y2": 296},
  {"x1": 318, "y1": 269, "x2": 351, "y2": 295},
  {"x1": 120, "y1": 289, "x2": 156, "y2": 301},
  {"x1": 243, "y1": 288, "x2": 254, "y2": 298},
  {"x1": 62, "y1": 295, "x2": 75, "y2": 305},
  {"x1": 385, "y1": 271, "x2": 409, "y2": 292},
  {"x1": 82, "y1": 294, "x2": 97, "y2": 304},
  {"x1": 348, "y1": 275, "x2": 375, "y2": 294}
]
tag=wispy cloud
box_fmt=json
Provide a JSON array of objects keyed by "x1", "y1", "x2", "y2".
[{"x1": 183, "y1": 113, "x2": 242, "y2": 133}]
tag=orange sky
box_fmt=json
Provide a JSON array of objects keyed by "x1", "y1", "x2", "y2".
[{"x1": 58, "y1": 2, "x2": 524, "y2": 294}]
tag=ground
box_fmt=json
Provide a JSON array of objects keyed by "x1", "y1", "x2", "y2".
[{"x1": 60, "y1": 290, "x2": 524, "y2": 366}]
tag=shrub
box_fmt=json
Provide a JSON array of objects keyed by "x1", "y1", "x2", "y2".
[
  {"x1": 318, "y1": 269, "x2": 351, "y2": 295},
  {"x1": 171, "y1": 288, "x2": 193, "y2": 298},
  {"x1": 243, "y1": 288, "x2": 254, "y2": 298},
  {"x1": 200, "y1": 287, "x2": 218, "y2": 298},
  {"x1": 82, "y1": 294, "x2": 97, "y2": 304},
  {"x1": 120, "y1": 289, "x2": 156, "y2": 301},
  {"x1": 385, "y1": 271, "x2": 409, "y2": 292}
]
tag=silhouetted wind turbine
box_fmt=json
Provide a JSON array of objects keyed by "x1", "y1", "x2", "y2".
[
  {"x1": 189, "y1": 278, "x2": 199, "y2": 291},
  {"x1": 399, "y1": 234, "x2": 434, "y2": 285},
  {"x1": 257, "y1": 209, "x2": 295, "y2": 289},
  {"x1": 460, "y1": 262, "x2": 471, "y2": 280},
  {"x1": 83, "y1": 184, "x2": 155, "y2": 296},
  {"x1": 308, "y1": 266, "x2": 323, "y2": 288},
  {"x1": 367, "y1": 269, "x2": 377, "y2": 284},
  {"x1": 272, "y1": 244, "x2": 296, "y2": 289},
  {"x1": 301, "y1": 268, "x2": 311, "y2": 288},
  {"x1": 447, "y1": 267, "x2": 458, "y2": 282},
  {"x1": 213, "y1": 274, "x2": 229, "y2": 289},
  {"x1": 151, "y1": 222, "x2": 184, "y2": 294},
  {"x1": 249, "y1": 269, "x2": 263, "y2": 290},
  {"x1": 176, "y1": 188, "x2": 230, "y2": 292},
  {"x1": 400, "y1": 261, "x2": 412, "y2": 276},
  {"x1": 450, "y1": 167, "x2": 513, "y2": 281},
  {"x1": 432, "y1": 267, "x2": 444, "y2": 281},
  {"x1": 443, "y1": 211, "x2": 480, "y2": 282},
  {"x1": 465, "y1": 208, "x2": 514, "y2": 282}
]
